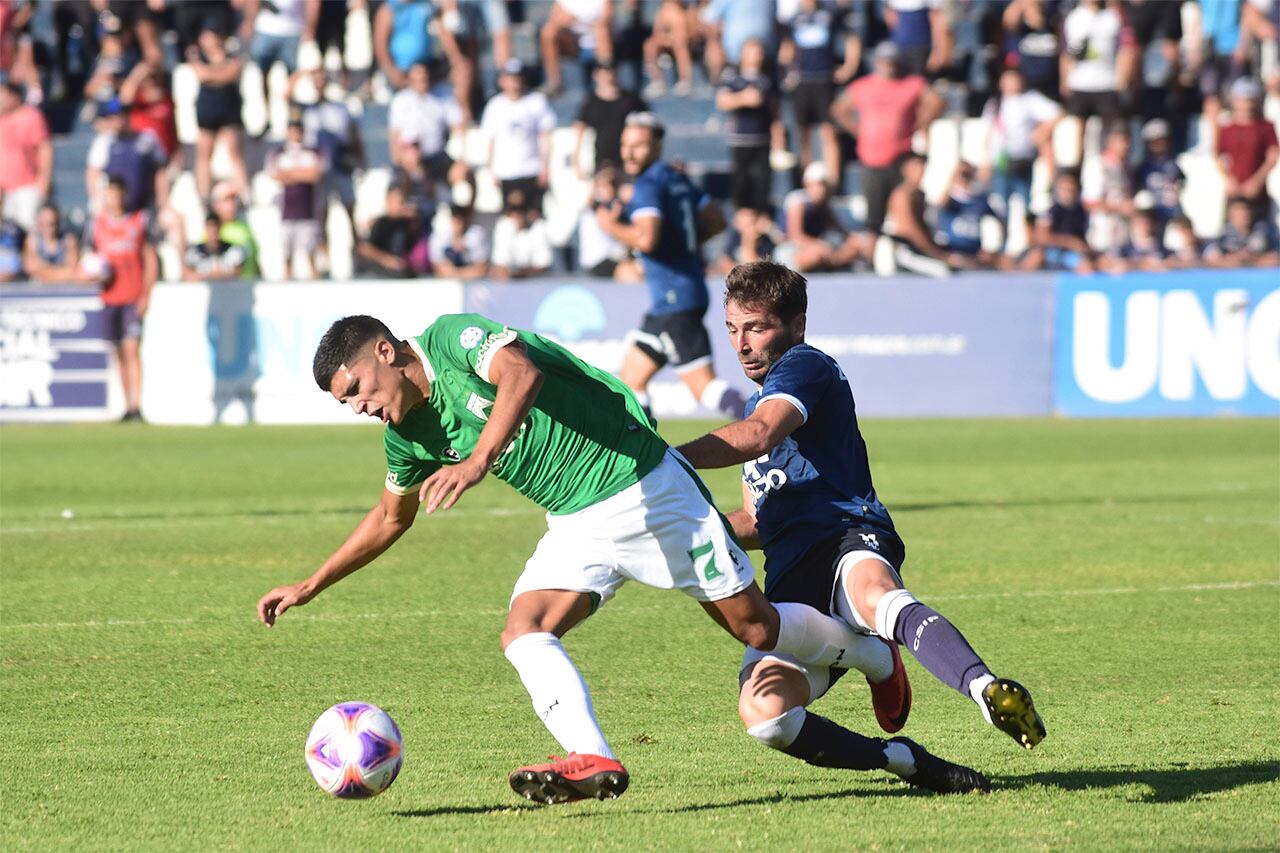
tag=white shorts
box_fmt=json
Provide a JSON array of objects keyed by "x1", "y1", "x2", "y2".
[
  {"x1": 510, "y1": 450, "x2": 755, "y2": 608},
  {"x1": 281, "y1": 219, "x2": 321, "y2": 257}
]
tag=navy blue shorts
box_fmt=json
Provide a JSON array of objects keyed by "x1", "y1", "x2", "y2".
[{"x1": 102, "y1": 303, "x2": 142, "y2": 344}]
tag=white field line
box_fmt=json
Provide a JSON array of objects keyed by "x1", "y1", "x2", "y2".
[
  {"x1": 0, "y1": 505, "x2": 541, "y2": 534},
  {"x1": 2, "y1": 579, "x2": 1277, "y2": 633}
]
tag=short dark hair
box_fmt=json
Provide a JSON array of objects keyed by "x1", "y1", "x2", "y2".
[
  {"x1": 724, "y1": 260, "x2": 808, "y2": 322},
  {"x1": 312, "y1": 315, "x2": 397, "y2": 391}
]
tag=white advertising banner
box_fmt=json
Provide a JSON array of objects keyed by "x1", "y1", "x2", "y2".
[{"x1": 140, "y1": 281, "x2": 464, "y2": 425}]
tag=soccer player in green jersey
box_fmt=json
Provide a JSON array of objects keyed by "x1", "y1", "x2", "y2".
[{"x1": 257, "y1": 312, "x2": 911, "y2": 804}]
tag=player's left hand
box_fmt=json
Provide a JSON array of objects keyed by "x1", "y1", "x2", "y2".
[{"x1": 418, "y1": 458, "x2": 488, "y2": 513}]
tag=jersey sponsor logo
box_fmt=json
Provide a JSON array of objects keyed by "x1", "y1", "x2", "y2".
[
  {"x1": 442, "y1": 447, "x2": 461, "y2": 462},
  {"x1": 465, "y1": 392, "x2": 493, "y2": 421},
  {"x1": 743, "y1": 452, "x2": 787, "y2": 501},
  {"x1": 860, "y1": 533, "x2": 879, "y2": 550},
  {"x1": 387, "y1": 470, "x2": 400, "y2": 484},
  {"x1": 459, "y1": 326, "x2": 484, "y2": 350}
]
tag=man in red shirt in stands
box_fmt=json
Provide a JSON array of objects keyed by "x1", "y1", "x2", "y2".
[
  {"x1": 91, "y1": 178, "x2": 157, "y2": 423},
  {"x1": 831, "y1": 42, "x2": 945, "y2": 257},
  {"x1": 0, "y1": 78, "x2": 52, "y2": 232},
  {"x1": 1217, "y1": 77, "x2": 1278, "y2": 215}
]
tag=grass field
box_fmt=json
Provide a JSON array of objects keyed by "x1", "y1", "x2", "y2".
[{"x1": 2, "y1": 418, "x2": 1278, "y2": 850}]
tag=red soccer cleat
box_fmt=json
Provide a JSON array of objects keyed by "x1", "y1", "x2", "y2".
[
  {"x1": 508, "y1": 753, "x2": 630, "y2": 804},
  {"x1": 868, "y1": 638, "x2": 912, "y2": 733}
]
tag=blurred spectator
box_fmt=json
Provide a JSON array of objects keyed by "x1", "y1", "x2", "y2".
[
  {"x1": 120, "y1": 62, "x2": 179, "y2": 168},
  {"x1": 884, "y1": 0, "x2": 951, "y2": 77},
  {"x1": 779, "y1": 0, "x2": 859, "y2": 184},
  {"x1": 1164, "y1": 216, "x2": 1205, "y2": 268},
  {"x1": 442, "y1": 0, "x2": 514, "y2": 100},
  {"x1": 241, "y1": 0, "x2": 317, "y2": 121},
  {"x1": 183, "y1": 213, "x2": 249, "y2": 281},
  {"x1": 1061, "y1": 0, "x2": 1125, "y2": 163},
  {"x1": 357, "y1": 184, "x2": 425, "y2": 278},
  {"x1": 934, "y1": 161, "x2": 1006, "y2": 269},
  {"x1": 1134, "y1": 119, "x2": 1184, "y2": 235},
  {"x1": 712, "y1": 207, "x2": 777, "y2": 274},
  {"x1": 573, "y1": 58, "x2": 647, "y2": 179},
  {"x1": 1216, "y1": 77, "x2": 1279, "y2": 212},
  {"x1": 89, "y1": 178, "x2": 157, "y2": 422},
  {"x1": 831, "y1": 42, "x2": 944, "y2": 252},
  {"x1": 1082, "y1": 126, "x2": 1135, "y2": 253},
  {"x1": 86, "y1": 99, "x2": 169, "y2": 215},
  {"x1": 643, "y1": 0, "x2": 701, "y2": 96},
  {"x1": 170, "y1": 2, "x2": 238, "y2": 57},
  {"x1": 0, "y1": 2, "x2": 40, "y2": 103},
  {"x1": 0, "y1": 217, "x2": 23, "y2": 281},
  {"x1": 481, "y1": 60, "x2": 556, "y2": 209},
  {"x1": 268, "y1": 120, "x2": 325, "y2": 280},
  {"x1": 702, "y1": 0, "x2": 777, "y2": 82},
  {"x1": 391, "y1": 139, "x2": 441, "y2": 222},
  {"x1": 1120, "y1": 0, "x2": 1183, "y2": 111},
  {"x1": 429, "y1": 204, "x2": 490, "y2": 278},
  {"x1": 783, "y1": 162, "x2": 860, "y2": 272},
  {"x1": 1205, "y1": 195, "x2": 1280, "y2": 266},
  {"x1": 1001, "y1": 0, "x2": 1061, "y2": 98},
  {"x1": 575, "y1": 166, "x2": 640, "y2": 279},
  {"x1": 1194, "y1": 0, "x2": 1247, "y2": 127},
  {"x1": 1100, "y1": 206, "x2": 1168, "y2": 273},
  {"x1": 1026, "y1": 170, "x2": 1095, "y2": 273},
  {"x1": 23, "y1": 203, "x2": 81, "y2": 283},
  {"x1": 491, "y1": 190, "x2": 553, "y2": 279},
  {"x1": 290, "y1": 64, "x2": 366, "y2": 245},
  {"x1": 1239, "y1": 0, "x2": 1280, "y2": 88},
  {"x1": 99, "y1": 1, "x2": 165, "y2": 69},
  {"x1": 540, "y1": 0, "x2": 614, "y2": 96},
  {"x1": 716, "y1": 38, "x2": 781, "y2": 216},
  {"x1": 211, "y1": 183, "x2": 260, "y2": 279},
  {"x1": 83, "y1": 10, "x2": 140, "y2": 105},
  {"x1": 374, "y1": 0, "x2": 462, "y2": 92},
  {"x1": 388, "y1": 62, "x2": 471, "y2": 192},
  {"x1": 887, "y1": 152, "x2": 965, "y2": 277},
  {"x1": 314, "y1": 0, "x2": 355, "y2": 91},
  {"x1": 0, "y1": 78, "x2": 51, "y2": 232},
  {"x1": 188, "y1": 23, "x2": 248, "y2": 201},
  {"x1": 980, "y1": 67, "x2": 1062, "y2": 242}
]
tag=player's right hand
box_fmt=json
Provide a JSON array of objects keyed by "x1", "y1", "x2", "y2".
[{"x1": 257, "y1": 582, "x2": 314, "y2": 627}]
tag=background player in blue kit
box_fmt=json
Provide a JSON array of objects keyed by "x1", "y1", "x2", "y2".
[
  {"x1": 678, "y1": 260, "x2": 1046, "y2": 786},
  {"x1": 595, "y1": 112, "x2": 746, "y2": 420}
]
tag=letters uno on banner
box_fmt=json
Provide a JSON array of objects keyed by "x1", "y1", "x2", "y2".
[
  {"x1": 1054, "y1": 270, "x2": 1280, "y2": 416},
  {"x1": 139, "y1": 281, "x2": 464, "y2": 425},
  {"x1": 0, "y1": 286, "x2": 114, "y2": 422}
]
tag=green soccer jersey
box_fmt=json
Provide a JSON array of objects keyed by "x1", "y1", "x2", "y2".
[{"x1": 383, "y1": 313, "x2": 669, "y2": 515}]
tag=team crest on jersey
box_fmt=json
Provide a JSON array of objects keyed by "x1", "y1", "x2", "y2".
[
  {"x1": 459, "y1": 326, "x2": 485, "y2": 350},
  {"x1": 442, "y1": 447, "x2": 461, "y2": 462},
  {"x1": 860, "y1": 533, "x2": 879, "y2": 550}
]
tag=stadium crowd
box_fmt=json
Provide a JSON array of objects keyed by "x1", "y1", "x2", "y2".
[{"x1": 1, "y1": 0, "x2": 1278, "y2": 297}]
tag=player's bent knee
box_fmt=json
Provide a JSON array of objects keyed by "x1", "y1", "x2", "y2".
[{"x1": 745, "y1": 705, "x2": 806, "y2": 750}]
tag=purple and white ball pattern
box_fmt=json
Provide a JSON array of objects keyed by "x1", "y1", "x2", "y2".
[{"x1": 305, "y1": 702, "x2": 403, "y2": 798}]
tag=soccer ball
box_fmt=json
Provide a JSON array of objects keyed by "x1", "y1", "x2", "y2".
[{"x1": 304, "y1": 702, "x2": 403, "y2": 798}]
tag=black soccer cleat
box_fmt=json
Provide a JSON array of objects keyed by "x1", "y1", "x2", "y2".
[
  {"x1": 982, "y1": 678, "x2": 1046, "y2": 750},
  {"x1": 890, "y1": 737, "x2": 992, "y2": 795},
  {"x1": 508, "y1": 753, "x2": 629, "y2": 805}
]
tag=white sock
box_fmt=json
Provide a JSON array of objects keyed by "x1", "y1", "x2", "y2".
[
  {"x1": 883, "y1": 740, "x2": 917, "y2": 778},
  {"x1": 773, "y1": 602, "x2": 895, "y2": 674},
  {"x1": 698, "y1": 378, "x2": 729, "y2": 411},
  {"x1": 503, "y1": 632, "x2": 614, "y2": 758},
  {"x1": 969, "y1": 673, "x2": 997, "y2": 724}
]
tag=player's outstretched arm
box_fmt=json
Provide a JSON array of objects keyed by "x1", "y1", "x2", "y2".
[
  {"x1": 418, "y1": 344, "x2": 544, "y2": 513},
  {"x1": 256, "y1": 488, "x2": 420, "y2": 627},
  {"x1": 676, "y1": 399, "x2": 804, "y2": 469}
]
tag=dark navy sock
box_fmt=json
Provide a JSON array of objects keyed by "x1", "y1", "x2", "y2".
[
  {"x1": 781, "y1": 712, "x2": 888, "y2": 771},
  {"x1": 893, "y1": 602, "x2": 992, "y2": 697}
]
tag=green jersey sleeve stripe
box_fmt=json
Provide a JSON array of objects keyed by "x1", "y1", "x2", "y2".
[{"x1": 476, "y1": 328, "x2": 519, "y2": 383}]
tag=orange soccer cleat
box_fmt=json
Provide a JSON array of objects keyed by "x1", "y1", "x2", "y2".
[
  {"x1": 868, "y1": 638, "x2": 912, "y2": 733},
  {"x1": 508, "y1": 753, "x2": 630, "y2": 804}
]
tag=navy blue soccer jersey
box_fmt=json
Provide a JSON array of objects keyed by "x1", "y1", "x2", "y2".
[
  {"x1": 627, "y1": 160, "x2": 710, "y2": 315},
  {"x1": 935, "y1": 191, "x2": 998, "y2": 256},
  {"x1": 743, "y1": 343, "x2": 895, "y2": 592}
]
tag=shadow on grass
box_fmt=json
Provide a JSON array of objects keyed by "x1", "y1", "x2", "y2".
[
  {"x1": 894, "y1": 491, "x2": 1225, "y2": 515},
  {"x1": 394, "y1": 803, "x2": 541, "y2": 818},
  {"x1": 998, "y1": 760, "x2": 1280, "y2": 803}
]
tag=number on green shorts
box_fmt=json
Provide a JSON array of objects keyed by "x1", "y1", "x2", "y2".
[{"x1": 689, "y1": 541, "x2": 723, "y2": 582}]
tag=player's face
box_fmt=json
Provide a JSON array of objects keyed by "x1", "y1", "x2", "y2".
[
  {"x1": 725, "y1": 300, "x2": 805, "y2": 385},
  {"x1": 330, "y1": 340, "x2": 410, "y2": 425},
  {"x1": 620, "y1": 127, "x2": 658, "y2": 176}
]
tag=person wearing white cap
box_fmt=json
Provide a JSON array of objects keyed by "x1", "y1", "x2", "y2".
[
  {"x1": 1216, "y1": 76, "x2": 1278, "y2": 213},
  {"x1": 481, "y1": 59, "x2": 557, "y2": 210},
  {"x1": 1134, "y1": 118, "x2": 1185, "y2": 237},
  {"x1": 782, "y1": 162, "x2": 861, "y2": 272}
]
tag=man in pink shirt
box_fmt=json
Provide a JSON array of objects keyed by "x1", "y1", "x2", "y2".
[
  {"x1": 831, "y1": 42, "x2": 944, "y2": 252},
  {"x1": 0, "y1": 80, "x2": 52, "y2": 232}
]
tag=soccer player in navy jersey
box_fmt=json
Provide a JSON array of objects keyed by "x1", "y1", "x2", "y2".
[
  {"x1": 678, "y1": 260, "x2": 1045, "y2": 785},
  {"x1": 595, "y1": 111, "x2": 747, "y2": 419}
]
